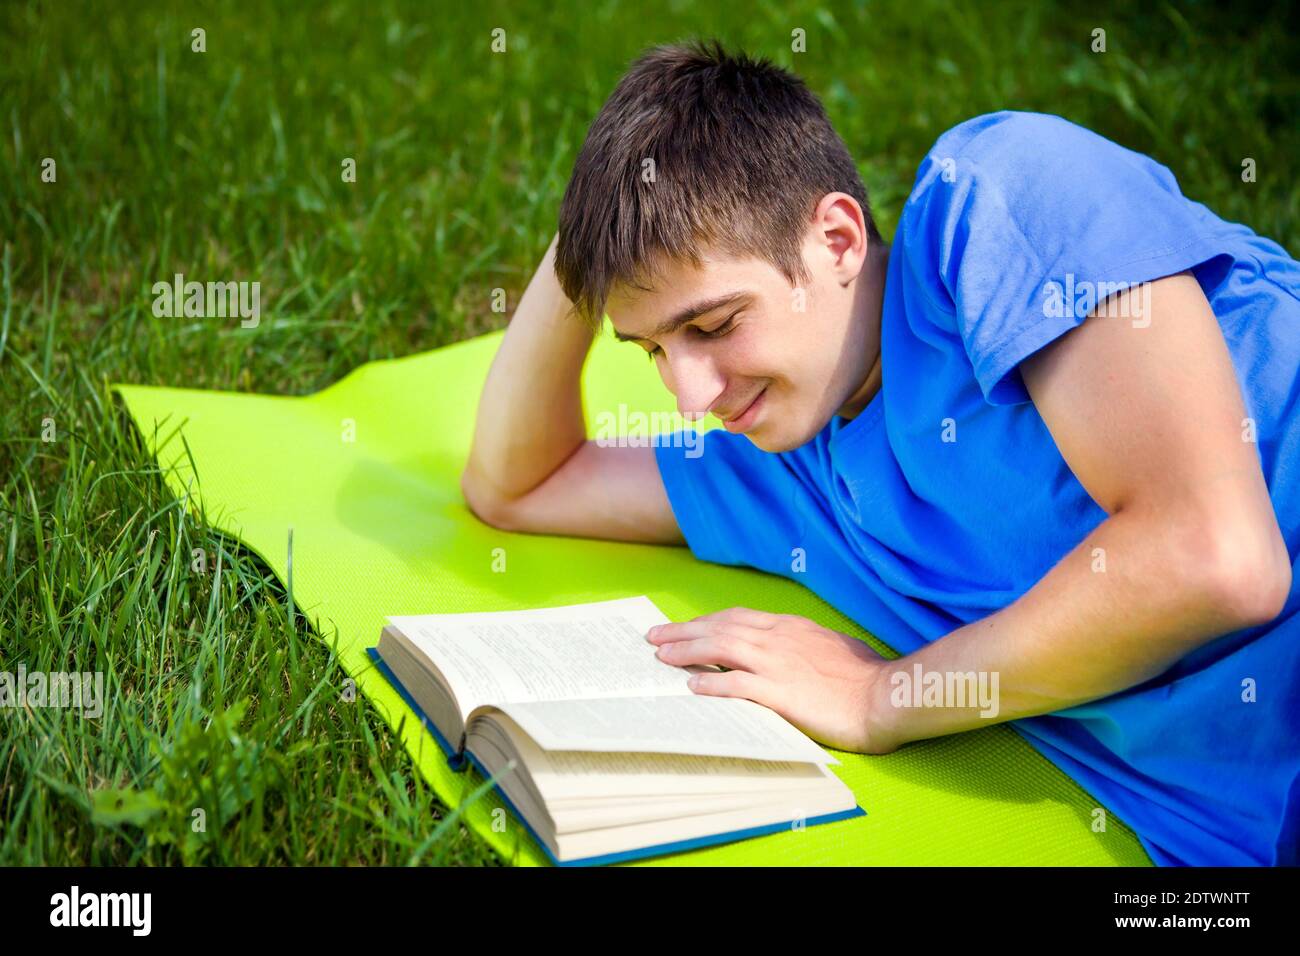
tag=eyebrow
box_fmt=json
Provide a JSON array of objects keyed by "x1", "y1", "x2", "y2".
[{"x1": 611, "y1": 290, "x2": 752, "y2": 344}]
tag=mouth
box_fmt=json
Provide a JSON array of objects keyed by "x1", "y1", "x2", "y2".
[{"x1": 721, "y1": 387, "x2": 767, "y2": 434}]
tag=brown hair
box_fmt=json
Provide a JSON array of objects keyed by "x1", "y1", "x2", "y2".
[{"x1": 555, "y1": 38, "x2": 881, "y2": 332}]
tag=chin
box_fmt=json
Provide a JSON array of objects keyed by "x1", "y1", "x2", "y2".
[
  {"x1": 735, "y1": 396, "x2": 826, "y2": 453},
  {"x1": 746, "y1": 422, "x2": 809, "y2": 454}
]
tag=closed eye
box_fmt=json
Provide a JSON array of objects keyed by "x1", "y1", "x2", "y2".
[
  {"x1": 645, "y1": 313, "x2": 740, "y2": 359},
  {"x1": 700, "y1": 315, "x2": 739, "y2": 339}
]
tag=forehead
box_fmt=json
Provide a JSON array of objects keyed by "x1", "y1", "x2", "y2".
[{"x1": 606, "y1": 250, "x2": 768, "y2": 337}]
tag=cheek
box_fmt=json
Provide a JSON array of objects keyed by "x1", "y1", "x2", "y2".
[{"x1": 744, "y1": 339, "x2": 797, "y2": 386}]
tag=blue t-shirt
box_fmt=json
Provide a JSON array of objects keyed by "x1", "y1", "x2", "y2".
[{"x1": 654, "y1": 110, "x2": 1300, "y2": 866}]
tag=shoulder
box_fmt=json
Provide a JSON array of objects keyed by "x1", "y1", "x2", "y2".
[
  {"x1": 897, "y1": 111, "x2": 1186, "y2": 253},
  {"x1": 909, "y1": 111, "x2": 1175, "y2": 205},
  {"x1": 897, "y1": 112, "x2": 1054, "y2": 233},
  {"x1": 926, "y1": 110, "x2": 1096, "y2": 159}
]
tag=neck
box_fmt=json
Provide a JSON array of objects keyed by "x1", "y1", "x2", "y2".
[{"x1": 835, "y1": 240, "x2": 890, "y2": 419}]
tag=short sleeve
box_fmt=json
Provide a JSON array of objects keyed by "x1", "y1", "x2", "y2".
[
  {"x1": 900, "y1": 111, "x2": 1238, "y2": 405},
  {"x1": 653, "y1": 428, "x2": 818, "y2": 574}
]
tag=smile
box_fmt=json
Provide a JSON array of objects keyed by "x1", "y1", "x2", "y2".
[{"x1": 722, "y1": 387, "x2": 767, "y2": 433}]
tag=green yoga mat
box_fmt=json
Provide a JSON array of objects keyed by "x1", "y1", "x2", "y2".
[{"x1": 112, "y1": 328, "x2": 1152, "y2": 866}]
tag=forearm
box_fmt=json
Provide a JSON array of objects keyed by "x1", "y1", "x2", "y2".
[
  {"x1": 462, "y1": 232, "x2": 595, "y2": 502},
  {"x1": 871, "y1": 503, "x2": 1273, "y2": 747}
]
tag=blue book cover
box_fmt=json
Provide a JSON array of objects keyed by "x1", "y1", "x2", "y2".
[{"x1": 364, "y1": 646, "x2": 865, "y2": 866}]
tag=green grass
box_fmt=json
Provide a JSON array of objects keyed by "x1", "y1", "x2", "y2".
[{"x1": 1, "y1": 0, "x2": 1296, "y2": 864}]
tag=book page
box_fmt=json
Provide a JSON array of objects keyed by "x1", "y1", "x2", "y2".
[
  {"x1": 386, "y1": 596, "x2": 704, "y2": 717},
  {"x1": 473, "y1": 714, "x2": 831, "y2": 799},
  {"x1": 482, "y1": 693, "x2": 838, "y2": 765}
]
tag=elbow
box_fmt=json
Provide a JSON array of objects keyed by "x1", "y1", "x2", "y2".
[
  {"x1": 459, "y1": 467, "x2": 518, "y2": 531},
  {"x1": 1238, "y1": 554, "x2": 1292, "y2": 627},
  {"x1": 1201, "y1": 524, "x2": 1293, "y2": 628}
]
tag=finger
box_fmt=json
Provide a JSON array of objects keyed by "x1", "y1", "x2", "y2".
[
  {"x1": 687, "y1": 668, "x2": 772, "y2": 703},
  {"x1": 691, "y1": 607, "x2": 782, "y2": 629},
  {"x1": 646, "y1": 619, "x2": 767, "y2": 646},
  {"x1": 656, "y1": 632, "x2": 765, "y2": 672}
]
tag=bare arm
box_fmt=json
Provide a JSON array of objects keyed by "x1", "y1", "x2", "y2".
[
  {"x1": 869, "y1": 272, "x2": 1292, "y2": 745},
  {"x1": 460, "y1": 232, "x2": 685, "y2": 545}
]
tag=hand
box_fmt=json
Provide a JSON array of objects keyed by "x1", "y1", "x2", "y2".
[{"x1": 646, "y1": 607, "x2": 902, "y2": 755}]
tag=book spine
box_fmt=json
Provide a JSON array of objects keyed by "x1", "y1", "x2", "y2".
[{"x1": 448, "y1": 731, "x2": 470, "y2": 772}]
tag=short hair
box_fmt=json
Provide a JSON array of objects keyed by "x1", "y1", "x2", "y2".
[{"x1": 555, "y1": 38, "x2": 881, "y2": 332}]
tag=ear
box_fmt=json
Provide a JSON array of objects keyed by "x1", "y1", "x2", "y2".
[{"x1": 807, "y1": 192, "x2": 869, "y2": 282}]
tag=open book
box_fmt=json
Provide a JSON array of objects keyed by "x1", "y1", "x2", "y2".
[{"x1": 366, "y1": 595, "x2": 863, "y2": 866}]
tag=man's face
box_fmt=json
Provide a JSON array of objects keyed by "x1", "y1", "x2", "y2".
[{"x1": 605, "y1": 204, "x2": 878, "y2": 453}]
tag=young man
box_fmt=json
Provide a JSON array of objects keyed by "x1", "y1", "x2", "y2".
[{"x1": 460, "y1": 40, "x2": 1299, "y2": 866}]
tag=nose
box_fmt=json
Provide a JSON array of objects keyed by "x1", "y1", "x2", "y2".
[{"x1": 662, "y1": 348, "x2": 726, "y2": 421}]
